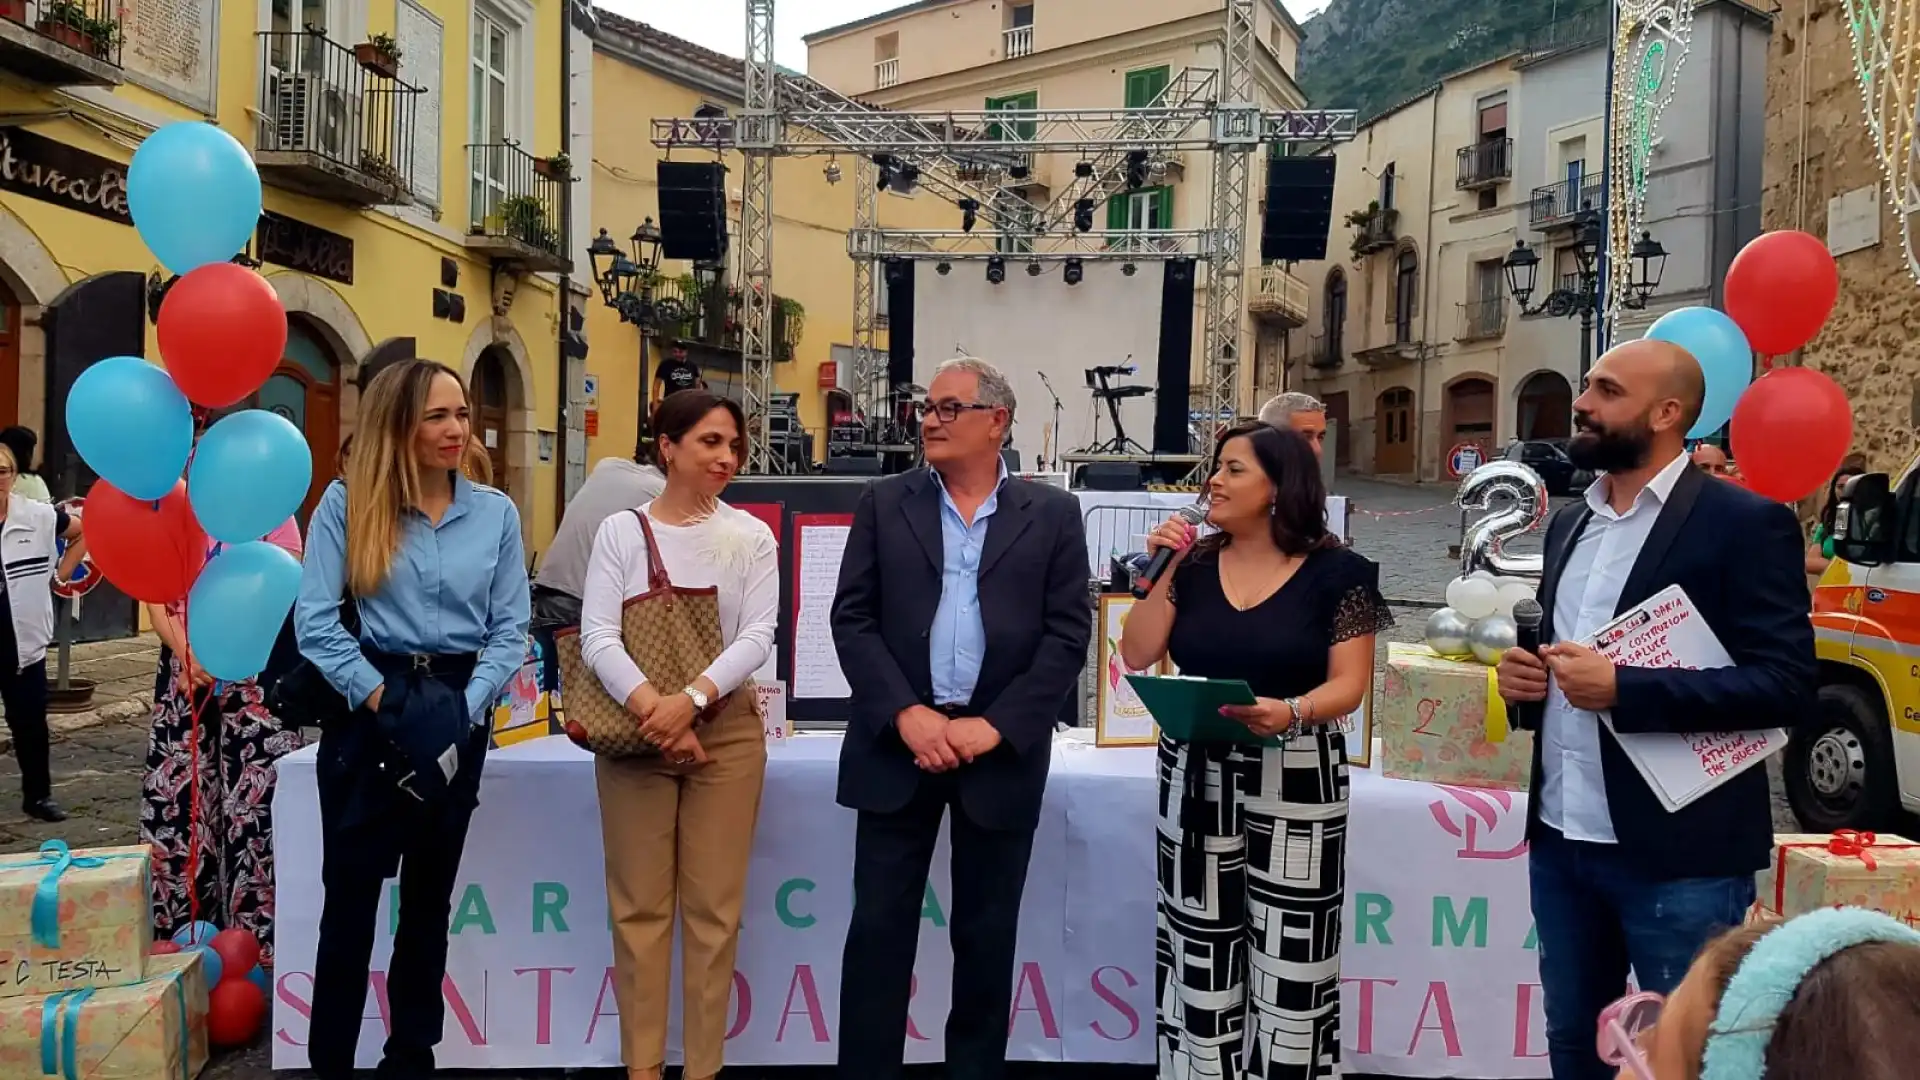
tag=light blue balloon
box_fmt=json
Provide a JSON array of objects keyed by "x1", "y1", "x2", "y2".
[
  {"x1": 65, "y1": 356, "x2": 192, "y2": 500},
  {"x1": 188, "y1": 411, "x2": 313, "y2": 544},
  {"x1": 247, "y1": 964, "x2": 271, "y2": 996},
  {"x1": 186, "y1": 541, "x2": 302, "y2": 681},
  {"x1": 1645, "y1": 306, "x2": 1754, "y2": 439},
  {"x1": 127, "y1": 122, "x2": 262, "y2": 275},
  {"x1": 189, "y1": 942, "x2": 224, "y2": 987},
  {"x1": 170, "y1": 920, "x2": 218, "y2": 949}
]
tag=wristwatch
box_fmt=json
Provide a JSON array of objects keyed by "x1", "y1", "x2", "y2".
[{"x1": 683, "y1": 685, "x2": 711, "y2": 711}]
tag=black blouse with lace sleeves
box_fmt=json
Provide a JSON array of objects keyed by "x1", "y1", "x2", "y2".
[{"x1": 1332, "y1": 558, "x2": 1395, "y2": 644}]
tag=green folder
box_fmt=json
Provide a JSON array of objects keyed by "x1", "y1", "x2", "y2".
[{"x1": 1123, "y1": 674, "x2": 1274, "y2": 746}]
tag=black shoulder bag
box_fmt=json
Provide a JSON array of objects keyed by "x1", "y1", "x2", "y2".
[{"x1": 262, "y1": 584, "x2": 361, "y2": 731}]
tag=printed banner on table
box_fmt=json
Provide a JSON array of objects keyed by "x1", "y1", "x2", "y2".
[{"x1": 271, "y1": 735, "x2": 1549, "y2": 1077}]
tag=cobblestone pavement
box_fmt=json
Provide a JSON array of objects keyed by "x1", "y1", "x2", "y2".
[{"x1": 0, "y1": 484, "x2": 1798, "y2": 1078}]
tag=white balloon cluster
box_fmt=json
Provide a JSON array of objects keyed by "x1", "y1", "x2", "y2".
[{"x1": 1427, "y1": 571, "x2": 1536, "y2": 665}]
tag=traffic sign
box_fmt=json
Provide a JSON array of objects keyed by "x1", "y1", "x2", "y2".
[
  {"x1": 52, "y1": 498, "x2": 100, "y2": 599},
  {"x1": 1447, "y1": 442, "x2": 1486, "y2": 479}
]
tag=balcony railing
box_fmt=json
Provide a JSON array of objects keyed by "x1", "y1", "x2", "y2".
[
  {"x1": 1455, "y1": 137, "x2": 1512, "y2": 190},
  {"x1": 645, "y1": 273, "x2": 805, "y2": 362},
  {"x1": 1530, "y1": 173, "x2": 1606, "y2": 229},
  {"x1": 1523, "y1": 2, "x2": 1611, "y2": 58},
  {"x1": 875, "y1": 57, "x2": 898, "y2": 89},
  {"x1": 1456, "y1": 297, "x2": 1508, "y2": 341},
  {"x1": 0, "y1": 0, "x2": 123, "y2": 85},
  {"x1": 1004, "y1": 24, "x2": 1033, "y2": 59},
  {"x1": 1247, "y1": 264, "x2": 1309, "y2": 327},
  {"x1": 1349, "y1": 207, "x2": 1398, "y2": 256},
  {"x1": 255, "y1": 31, "x2": 423, "y2": 206},
  {"x1": 466, "y1": 142, "x2": 570, "y2": 272},
  {"x1": 1308, "y1": 332, "x2": 1343, "y2": 370}
]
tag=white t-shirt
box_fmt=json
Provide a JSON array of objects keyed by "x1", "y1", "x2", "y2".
[
  {"x1": 578, "y1": 502, "x2": 778, "y2": 704},
  {"x1": 535, "y1": 458, "x2": 665, "y2": 598}
]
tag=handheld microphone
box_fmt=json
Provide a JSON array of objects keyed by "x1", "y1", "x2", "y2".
[
  {"x1": 1509, "y1": 597, "x2": 1545, "y2": 732},
  {"x1": 1132, "y1": 502, "x2": 1208, "y2": 599}
]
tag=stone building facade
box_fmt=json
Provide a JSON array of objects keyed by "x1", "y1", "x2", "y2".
[{"x1": 1761, "y1": 0, "x2": 1920, "y2": 475}]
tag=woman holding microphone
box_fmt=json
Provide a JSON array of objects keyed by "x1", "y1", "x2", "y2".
[
  {"x1": 1120, "y1": 421, "x2": 1391, "y2": 1080},
  {"x1": 295, "y1": 359, "x2": 530, "y2": 1080}
]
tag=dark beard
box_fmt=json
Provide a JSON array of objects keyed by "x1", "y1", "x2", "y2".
[{"x1": 1567, "y1": 415, "x2": 1653, "y2": 473}]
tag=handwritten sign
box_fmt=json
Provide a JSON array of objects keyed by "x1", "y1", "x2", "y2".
[
  {"x1": 791, "y1": 518, "x2": 851, "y2": 699},
  {"x1": 757, "y1": 681, "x2": 793, "y2": 742}
]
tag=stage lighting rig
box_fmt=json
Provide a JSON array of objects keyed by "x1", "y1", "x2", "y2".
[
  {"x1": 823, "y1": 156, "x2": 842, "y2": 185},
  {"x1": 1073, "y1": 198, "x2": 1094, "y2": 233},
  {"x1": 1122, "y1": 263, "x2": 1138, "y2": 277},
  {"x1": 1074, "y1": 161, "x2": 1094, "y2": 178},
  {"x1": 1064, "y1": 258, "x2": 1084, "y2": 286},
  {"x1": 1125, "y1": 150, "x2": 1149, "y2": 189},
  {"x1": 936, "y1": 261, "x2": 952, "y2": 276},
  {"x1": 986, "y1": 257, "x2": 1006, "y2": 285},
  {"x1": 959, "y1": 198, "x2": 979, "y2": 233},
  {"x1": 1026, "y1": 261, "x2": 1042, "y2": 277}
]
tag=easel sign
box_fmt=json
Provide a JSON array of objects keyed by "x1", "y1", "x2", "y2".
[{"x1": 1094, "y1": 595, "x2": 1165, "y2": 747}]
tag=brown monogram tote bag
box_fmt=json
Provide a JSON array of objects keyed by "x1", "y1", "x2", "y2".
[{"x1": 553, "y1": 509, "x2": 731, "y2": 757}]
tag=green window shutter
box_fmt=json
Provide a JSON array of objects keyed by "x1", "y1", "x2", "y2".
[
  {"x1": 1124, "y1": 65, "x2": 1170, "y2": 109},
  {"x1": 986, "y1": 94, "x2": 1006, "y2": 141},
  {"x1": 1156, "y1": 186, "x2": 1173, "y2": 229},
  {"x1": 1014, "y1": 91, "x2": 1037, "y2": 139},
  {"x1": 1108, "y1": 194, "x2": 1129, "y2": 232}
]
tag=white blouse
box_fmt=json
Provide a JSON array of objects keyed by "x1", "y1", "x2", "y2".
[{"x1": 579, "y1": 502, "x2": 780, "y2": 705}]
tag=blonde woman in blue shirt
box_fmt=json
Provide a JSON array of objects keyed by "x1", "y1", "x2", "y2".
[{"x1": 294, "y1": 359, "x2": 530, "y2": 1080}]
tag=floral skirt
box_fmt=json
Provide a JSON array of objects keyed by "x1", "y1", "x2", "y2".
[{"x1": 139, "y1": 647, "x2": 303, "y2": 965}]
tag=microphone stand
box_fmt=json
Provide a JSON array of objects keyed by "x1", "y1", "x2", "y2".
[{"x1": 1038, "y1": 371, "x2": 1064, "y2": 472}]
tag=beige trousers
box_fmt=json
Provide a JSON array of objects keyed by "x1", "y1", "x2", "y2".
[{"x1": 595, "y1": 695, "x2": 767, "y2": 1079}]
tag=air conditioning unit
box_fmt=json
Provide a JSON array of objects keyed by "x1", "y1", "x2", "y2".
[{"x1": 269, "y1": 71, "x2": 359, "y2": 159}]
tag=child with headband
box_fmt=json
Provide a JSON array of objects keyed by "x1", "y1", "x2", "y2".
[{"x1": 1597, "y1": 907, "x2": 1920, "y2": 1080}]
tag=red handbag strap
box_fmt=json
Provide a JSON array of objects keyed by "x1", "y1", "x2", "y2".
[{"x1": 630, "y1": 508, "x2": 673, "y2": 593}]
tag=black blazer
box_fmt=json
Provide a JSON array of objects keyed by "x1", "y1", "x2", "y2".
[
  {"x1": 831, "y1": 470, "x2": 1092, "y2": 831},
  {"x1": 1525, "y1": 462, "x2": 1815, "y2": 879}
]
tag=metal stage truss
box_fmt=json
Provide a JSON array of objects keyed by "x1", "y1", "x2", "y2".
[{"x1": 651, "y1": 0, "x2": 1357, "y2": 480}]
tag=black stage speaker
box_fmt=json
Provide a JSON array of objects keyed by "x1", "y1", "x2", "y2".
[
  {"x1": 885, "y1": 259, "x2": 915, "y2": 392},
  {"x1": 1261, "y1": 156, "x2": 1336, "y2": 262},
  {"x1": 825, "y1": 456, "x2": 885, "y2": 477},
  {"x1": 1078, "y1": 461, "x2": 1145, "y2": 491},
  {"x1": 657, "y1": 161, "x2": 728, "y2": 261},
  {"x1": 1154, "y1": 260, "x2": 1197, "y2": 455}
]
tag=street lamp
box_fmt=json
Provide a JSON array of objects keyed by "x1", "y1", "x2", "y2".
[
  {"x1": 1503, "y1": 203, "x2": 1667, "y2": 389},
  {"x1": 588, "y1": 219, "x2": 686, "y2": 437}
]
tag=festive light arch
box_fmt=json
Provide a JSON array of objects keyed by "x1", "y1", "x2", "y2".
[
  {"x1": 1843, "y1": 0, "x2": 1920, "y2": 283},
  {"x1": 1605, "y1": 0, "x2": 1695, "y2": 320}
]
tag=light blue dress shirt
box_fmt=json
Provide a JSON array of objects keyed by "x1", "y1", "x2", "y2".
[
  {"x1": 296, "y1": 476, "x2": 532, "y2": 725},
  {"x1": 929, "y1": 462, "x2": 1007, "y2": 706}
]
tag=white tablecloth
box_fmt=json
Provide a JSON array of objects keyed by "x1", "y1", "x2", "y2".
[{"x1": 270, "y1": 732, "x2": 1546, "y2": 1076}]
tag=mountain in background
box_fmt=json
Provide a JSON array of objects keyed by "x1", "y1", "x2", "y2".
[{"x1": 1295, "y1": 0, "x2": 1609, "y2": 121}]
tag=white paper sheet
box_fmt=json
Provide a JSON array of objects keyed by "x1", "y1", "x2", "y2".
[{"x1": 793, "y1": 525, "x2": 852, "y2": 699}]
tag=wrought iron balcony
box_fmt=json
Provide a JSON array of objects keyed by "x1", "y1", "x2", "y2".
[
  {"x1": 643, "y1": 273, "x2": 806, "y2": 362},
  {"x1": 466, "y1": 143, "x2": 571, "y2": 273},
  {"x1": 255, "y1": 31, "x2": 423, "y2": 206},
  {"x1": 1455, "y1": 297, "x2": 1508, "y2": 341},
  {"x1": 1247, "y1": 264, "x2": 1308, "y2": 328},
  {"x1": 1307, "y1": 332, "x2": 1343, "y2": 370},
  {"x1": 1348, "y1": 207, "x2": 1398, "y2": 256},
  {"x1": 1456, "y1": 138, "x2": 1512, "y2": 190},
  {"x1": 0, "y1": 0, "x2": 122, "y2": 86},
  {"x1": 1004, "y1": 24, "x2": 1033, "y2": 59},
  {"x1": 1530, "y1": 173, "x2": 1605, "y2": 230}
]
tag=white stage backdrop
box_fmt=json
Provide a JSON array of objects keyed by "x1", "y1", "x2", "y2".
[
  {"x1": 910, "y1": 261, "x2": 1168, "y2": 469},
  {"x1": 271, "y1": 733, "x2": 1549, "y2": 1077}
]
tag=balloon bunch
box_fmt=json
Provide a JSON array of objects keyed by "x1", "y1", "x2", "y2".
[
  {"x1": 67, "y1": 121, "x2": 311, "y2": 677},
  {"x1": 152, "y1": 923, "x2": 269, "y2": 1046},
  {"x1": 1641, "y1": 229, "x2": 1852, "y2": 503},
  {"x1": 1428, "y1": 572, "x2": 1535, "y2": 666}
]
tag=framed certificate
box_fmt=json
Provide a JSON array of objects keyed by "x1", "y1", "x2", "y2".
[
  {"x1": 1339, "y1": 684, "x2": 1374, "y2": 769},
  {"x1": 1094, "y1": 595, "x2": 1164, "y2": 747}
]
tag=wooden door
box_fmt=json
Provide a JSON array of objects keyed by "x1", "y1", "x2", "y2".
[
  {"x1": 251, "y1": 364, "x2": 337, "y2": 528},
  {"x1": 1374, "y1": 386, "x2": 1414, "y2": 474},
  {"x1": 0, "y1": 281, "x2": 18, "y2": 428},
  {"x1": 472, "y1": 348, "x2": 510, "y2": 492},
  {"x1": 1323, "y1": 390, "x2": 1351, "y2": 467}
]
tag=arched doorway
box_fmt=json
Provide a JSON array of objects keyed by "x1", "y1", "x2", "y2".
[
  {"x1": 237, "y1": 316, "x2": 340, "y2": 527},
  {"x1": 1516, "y1": 370, "x2": 1574, "y2": 440},
  {"x1": 1443, "y1": 375, "x2": 1497, "y2": 461},
  {"x1": 0, "y1": 279, "x2": 18, "y2": 428},
  {"x1": 471, "y1": 347, "x2": 512, "y2": 492},
  {"x1": 1374, "y1": 386, "x2": 1415, "y2": 474}
]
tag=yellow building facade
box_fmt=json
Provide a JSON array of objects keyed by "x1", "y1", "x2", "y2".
[
  {"x1": 0, "y1": 0, "x2": 573, "y2": 638},
  {"x1": 580, "y1": 11, "x2": 950, "y2": 466}
]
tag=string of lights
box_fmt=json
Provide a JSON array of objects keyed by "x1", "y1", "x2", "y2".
[{"x1": 1605, "y1": 0, "x2": 1695, "y2": 322}]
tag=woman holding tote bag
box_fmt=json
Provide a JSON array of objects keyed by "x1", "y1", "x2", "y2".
[{"x1": 566, "y1": 389, "x2": 777, "y2": 1080}]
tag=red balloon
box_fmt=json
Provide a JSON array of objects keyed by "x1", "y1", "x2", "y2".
[
  {"x1": 1729, "y1": 367, "x2": 1854, "y2": 503},
  {"x1": 206, "y1": 977, "x2": 267, "y2": 1048},
  {"x1": 84, "y1": 479, "x2": 207, "y2": 603},
  {"x1": 156, "y1": 263, "x2": 286, "y2": 407},
  {"x1": 208, "y1": 928, "x2": 261, "y2": 982},
  {"x1": 149, "y1": 940, "x2": 182, "y2": 955},
  {"x1": 1723, "y1": 230, "x2": 1839, "y2": 355}
]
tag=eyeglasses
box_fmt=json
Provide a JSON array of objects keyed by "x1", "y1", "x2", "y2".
[
  {"x1": 0, "y1": 468, "x2": 17, "y2": 478},
  {"x1": 914, "y1": 399, "x2": 997, "y2": 423},
  {"x1": 1597, "y1": 990, "x2": 1663, "y2": 1080}
]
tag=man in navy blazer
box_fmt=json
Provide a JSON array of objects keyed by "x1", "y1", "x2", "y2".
[
  {"x1": 830, "y1": 357, "x2": 1091, "y2": 1080},
  {"x1": 1496, "y1": 339, "x2": 1815, "y2": 1080}
]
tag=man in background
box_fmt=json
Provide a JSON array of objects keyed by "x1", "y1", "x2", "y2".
[
  {"x1": 652, "y1": 344, "x2": 705, "y2": 410},
  {"x1": 1257, "y1": 391, "x2": 1328, "y2": 459},
  {"x1": 531, "y1": 440, "x2": 665, "y2": 627},
  {"x1": 0, "y1": 427, "x2": 51, "y2": 502}
]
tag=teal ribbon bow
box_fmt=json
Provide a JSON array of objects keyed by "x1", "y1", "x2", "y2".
[
  {"x1": 38, "y1": 987, "x2": 93, "y2": 1080},
  {"x1": 0, "y1": 840, "x2": 145, "y2": 950}
]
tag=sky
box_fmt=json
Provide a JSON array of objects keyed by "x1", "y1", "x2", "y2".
[{"x1": 598, "y1": 0, "x2": 1328, "y2": 72}]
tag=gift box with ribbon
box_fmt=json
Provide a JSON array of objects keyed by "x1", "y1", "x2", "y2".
[
  {"x1": 0, "y1": 841, "x2": 151, "y2": 999},
  {"x1": 0, "y1": 950, "x2": 206, "y2": 1080},
  {"x1": 1755, "y1": 831, "x2": 1920, "y2": 924},
  {"x1": 1380, "y1": 642, "x2": 1534, "y2": 791}
]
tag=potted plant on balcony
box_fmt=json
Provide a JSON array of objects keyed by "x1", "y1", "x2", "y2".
[
  {"x1": 494, "y1": 195, "x2": 556, "y2": 253},
  {"x1": 1343, "y1": 200, "x2": 1380, "y2": 230},
  {"x1": 534, "y1": 153, "x2": 572, "y2": 181},
  {"x1": 37, "y1": 0, "x2": 118, "y2": 58},
  {"x1": 354, "y1": 32, "x2": 402, "y2": 78}
]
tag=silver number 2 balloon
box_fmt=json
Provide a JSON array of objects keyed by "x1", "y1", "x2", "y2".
[{"x1": 1456, "y1": 460, "x2": 1549, "y2": 579}]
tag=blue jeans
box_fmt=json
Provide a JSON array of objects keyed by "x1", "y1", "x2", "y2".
[{"x1": 1529, "y1": 825, "x2": 1755, "y2": 1080}]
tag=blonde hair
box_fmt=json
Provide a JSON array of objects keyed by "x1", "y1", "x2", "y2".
[
  {"x1": 0, "y1": 444, "x2": 20, "y2": 475},
  {"x1": 344, "y1": 360, "x2": 467, "y2": 596},
  {"x1": 461, "y1": 437, "x2": 493, "y2": 486}
]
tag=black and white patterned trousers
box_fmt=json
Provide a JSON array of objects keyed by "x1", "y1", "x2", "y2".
[{"x1": 1155, "y1": 731, "x2": 1350, "y2": 1080}]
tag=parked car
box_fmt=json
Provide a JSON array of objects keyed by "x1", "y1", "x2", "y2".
[{"x1": 1503, "y1": 438, "x2": 1590, "y2": 496}]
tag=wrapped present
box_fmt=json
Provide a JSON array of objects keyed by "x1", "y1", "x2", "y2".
[
  {"x1": 1380, "y1": 642, "x2": 1534, "y2": 791},
  {"x1": 0, "y1": 842, "x2": 150, "y2": 999},
  {"x1": 0, "y1": 950, "x2": 207, "y2": 1080},
  {"x1": 1756, "y1": 831, "x2": 1920, "y2": 924}
]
